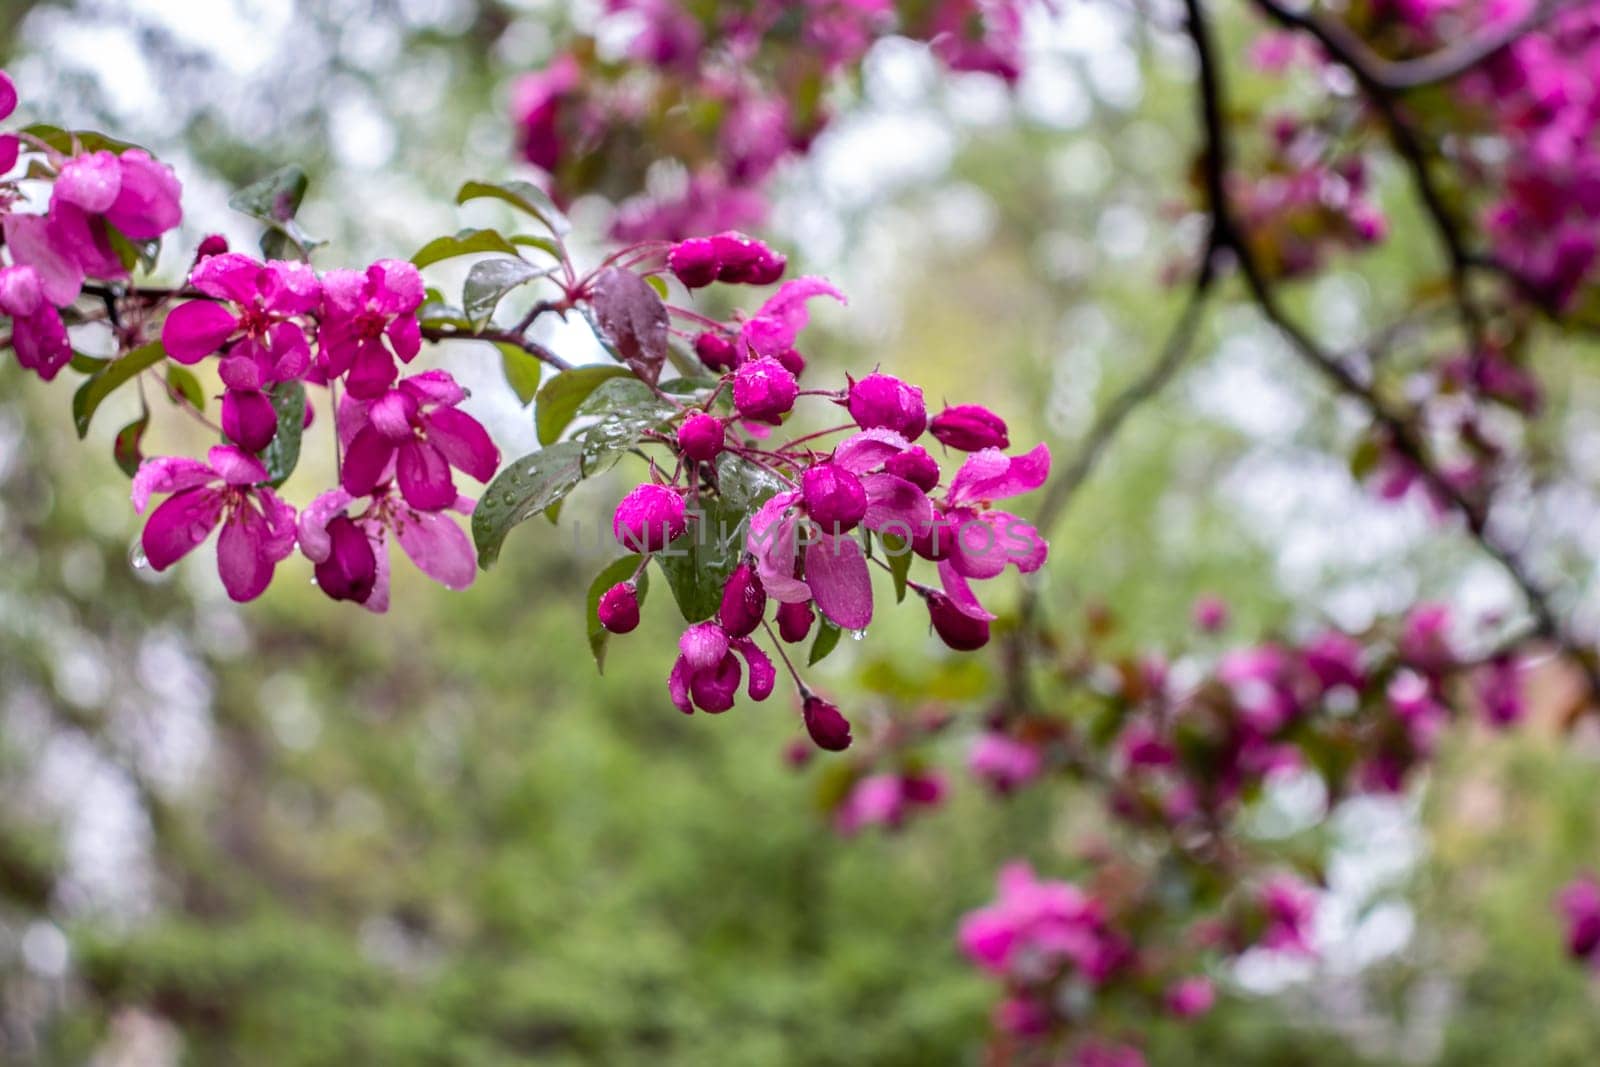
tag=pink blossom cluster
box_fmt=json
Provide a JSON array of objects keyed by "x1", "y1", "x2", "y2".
[
  {"x1": 136, "y1": 251, "x2": 498, "y2": 605},
  {"x1": 0, "y1": 70, "x2": 183, "y2": 382},
  {"x1": 1228, "y1": 114, "x2": 1387, "y2": 280},
  {"x1": 957, "y1": 861, "x2": 1222, "y2": 1062},
  {"x1": 512, "y1": 0, "x2": 1044, "y2": 240},
  {"x1": 596, "y1": 232, "x2": 1050, "y2": 749}
]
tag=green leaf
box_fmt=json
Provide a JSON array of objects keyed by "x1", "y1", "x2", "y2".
[
  {"x1": 70, "y1": 352, "x2": 109, "y2": 374},
  {"x1": 715, "y1": 452, "x2": 788, "y2": 512},
  {"x1": 534, "y1": 364, "x2": 632, "y2": 446},
  {"x1": 20, "y1": 124, "x2": 136, "y2": 154},
  {"x1": 586, "y1": 557, "x2": 649, "y2": 673},
  {"x1": 510, "y1": 234, "x2": 563, "y2": 259},
  {"x1": 471, "y1": 441, "x2": 586, "y2": 568},
  {"x1": 659, "y1": 376, "x2": 719, "y2": 396},
  {"x1": 259, "y1": 381, "x2": 306, "y2": 486},
  {"x1": 229, "y1": 164, "x2": 308, "y2": 224},
  {"x1": 655, "y1": 496, "x2": 744, "y2": 622},
  {"x1": 72, "y1": 341, "x2": 166, "y2": 438},
  {"x1": 164, "y1": 365, "x2": 206, "y2": 412},
  {"x1": 411, "y1": 228, "x2": 523, "y2": 269},
  {"x1": 575, "y1": 378, "x2": 675, "y2": 471},
  {"x1": 809, "y1": 620, "x2": 843, "y2": 666},
  {"x1": 112, "y1": 415, "x2": 149, "y2": 478},
  {"x1": 496, "y1": 343, "x2": 544, "y2": 405},
  {"x1": 228, "y1": 165, "x2": 321, "y2": 260},
  {"x1": 883, "y1": 533, "x2": 913, "y2": 603},
  {"x1": 462, "y1": 257, "x2": 551, "y2": 326},
  {"x1": 590, "y1": 267, "x2": 669, "y2": 385},
  {"x1": 456, "y1": 179, "x2": 571, "y2": 237}
]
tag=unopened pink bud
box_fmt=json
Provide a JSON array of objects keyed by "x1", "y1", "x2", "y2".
[
  {"x1": 613, "y1": 483, "x2": 687, "y2": 553},
  {"x1": 930, "y1": 404, "x2": 1009, "y2": 451},
  {"x1": 598, "y1": 581, "x2": 641, "y2": 633},
  {"x1": 677, "y1": 411, "x2": 726, "y2": 462}
]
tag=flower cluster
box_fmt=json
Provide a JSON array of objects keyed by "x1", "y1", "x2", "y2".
[
  {"x1": 594, "y1": 231, "x2": 1051, "y2": 750},
  {"x1": 0, "y1": 71, "x2": 183, "y2": 382},
  {"x1": 1229, "y1": 114, "x2": 1387, "y2": 280},
  {"x1": 958, "y1": 860, "x2": 1227, "y2": 1064},
  {"x1": 132, "y1": 251, "x2": 501, "y2": 606},
  {"x1": 512, "y1": 0, "x2": 1044, "y2": 240}
]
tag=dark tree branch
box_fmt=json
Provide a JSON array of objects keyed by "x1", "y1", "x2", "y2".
[
  {"x1": 1245, "y1": 0, "x2": 1486, "y2": 346},
  {"x1": 1184, "y1": 0, "x2": 1600, "y2": 703}
]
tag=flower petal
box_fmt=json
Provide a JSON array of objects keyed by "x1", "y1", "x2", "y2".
[
  {"x1": 948, "y1": 444, "x2": 1051, "y2": 506},
  {"x1": 860, "y1": 473, "x2": 933, "y2": 537},
  {"x1": 2, "y1": 213, "x2": 84, "y2": 306},
  {"x1": 53, "y1": 151, "x2": 121, "y2": 214},
  {"x1": 938, "y1": 560, "x2": 995, "y2": 621},
  {"x1": 341, "y1": 426, "x2": 398, "y2": 498},
  {"x1": 833, "y1": 428, "x2": 911, "y2": 474},
  {"x1": 988, "y1": 510, "x2": 1048, "y2": 573},
  {"x1": 395, "y1": 508, "x2": 477, "y2": 591},
  {"x1": 296, "y1": 488, "x2": 355, "y2": 563},
  {"x1": 190, "y1": 252, "x2": 264, "y2": 304},
  {"x1": 141, "y1": 488, "x2": 224, "y2": 571},
  {"x1": 161, "y1": 300, "x2": 239, "y2": 364},
  {"x1": 395, "y1": 440, "x2": 457, "y2": 512},
  {"x1": 425, "y1": 407, "x2": 500, "y2": 482},
  {"x1": 215, "y1": 502, "x2": 276, "y2": 601},
  {"x1": 805, "y1": 534, "x2": 873, "y2": 631},
  {"x1": 668, "y1": 656, "x2": 694, "y2": 714},
  {"x1": 679, "y1": 621, "x2": 731, "y2": 673},
  {"x1": 206, "y1": 445, "x2": 269, "y2": 487},
  {"x1": 131, "y1": 456, "x2": 217, "y2": 514},
  {"x1": 733, "y1": 637, "x2": 776, "y2": 701}
]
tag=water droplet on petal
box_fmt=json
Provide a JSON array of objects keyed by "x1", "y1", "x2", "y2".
[
  {"x1": 850, "y1": 629, "x2": 866, "y2": 641},
  {"x1": 128, "y1": 542, "x2": 149, "y2": 571}
]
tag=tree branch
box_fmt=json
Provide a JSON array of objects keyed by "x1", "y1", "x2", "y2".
[{"x1": 1185, "y1": 0, "x2": 1600, "y2": 704}]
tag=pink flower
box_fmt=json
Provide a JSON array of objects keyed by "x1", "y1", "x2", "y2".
[
  {"x1": 667, "y1": 621, "x2": 775, "y2": 713},
  {"x1": 1192, "y1": 594, "x2": 1229, "y2": 632},
  {"x1": 968, "y1": 731, "x2": 1042, "y2": 793},
  {"x1": 1557, "y1": 875, "x2": 1600, "y2": 962},
  {"x1": 1399, "y1": 601, "x2": 1456, "y2": 675},
  {"x1": 1302, "y1": 631, "x2": 1365, "y2": 693},
  {"x1": 162, "y1": 253, "x2": 320, "y2": 365},
  {"x1": 933, "y1": 444, "x2": 1051, "y2": 619},
  {"x1": 53, "y1": 148, "x2": 182, "y2": 242},
  {"x1": 131, "y1": 447, "x2": 297, "y2": 602},
  {"x1": 736, "y1": 276, "x2": 845, "y2": 365},
  {"x1": 0, "y1": 69, "x2": 16, "y2": 122},
  {"x1": 1257, "y1": 876, "x2": 1317, "y2": 955},
  {"x1": 297, "y1": 485, "x2": 478, "y2": 613},
  {"x1": 0, "y1": 264, "x2": 71, "y2": 380},
  {"x1": 834, "y1": 772, "x2": 946, "y2": 834},
  {"x1": 339, "y1": 370, "x2": 500, "y2": 514},
  {"x1": 317, "y1": 259, "x2": 426, "y2": 398},
  {"x1": 959, "y1": 861, "x2": 1117, "y2": 981},
  {"x1": 1476, "y1": 654, "x2": 1527, "y2": 728},
  {"x1": 1164, "y1": 976, "x2": 1215, "y2": 1019},
  {"x1": 512, "y1": 54, "x2": 581, "y2": 171}
]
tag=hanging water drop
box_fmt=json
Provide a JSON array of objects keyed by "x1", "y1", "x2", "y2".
[
  {"x1": 128, "y1": 541, "x2": 149, "y2": 571},
  {"x1": 850, "y1": 629, "x2": 866, "y2": 641}
]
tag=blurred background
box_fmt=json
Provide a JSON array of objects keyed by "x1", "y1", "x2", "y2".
[{"x1": 3, "y1": 0, "x2": 1600, "y2": 1063}]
